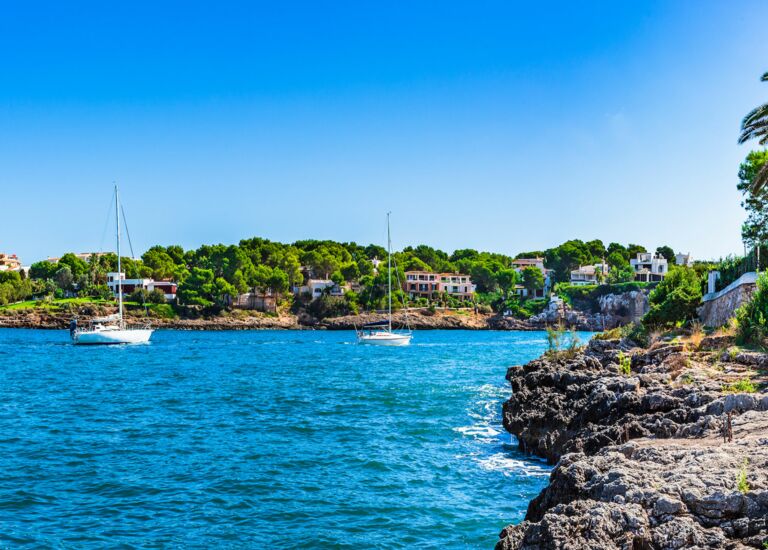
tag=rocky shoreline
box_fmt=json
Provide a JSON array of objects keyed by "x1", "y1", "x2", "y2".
[
  {"x1": 0, "y1": 289, "x2": 651, "y2": 332},
  {"x1": 497, "y1": 337, "x2": 768, "y2": 549},
  {"x1": 0, "y1": 307, "x2": 532, "y2": 331}
]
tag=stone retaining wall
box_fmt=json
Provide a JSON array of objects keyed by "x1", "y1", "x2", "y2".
[{"x1": 698, "y1": 272, "x2": 757, "y2": 328}]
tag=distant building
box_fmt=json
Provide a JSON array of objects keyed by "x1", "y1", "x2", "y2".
[
  {"x1": 630, "y1": 252, "x2": 668, "y2": 282},
  {"x1": 510, "y1": 258, "x2": 545, "y2": 270},
  {"x1": 404, "y1": 271, "x2": 475, "y2": 300},
  {"x1": 371, "y1": 257, "x2": 383, "y2": 273},
  {"x1": 106, "y1": 272, "x2": 177, "y2": 300},
  {"x1": 0, "y1": 253, "x2": 21, "y2": 272},
  {"x1": 675, "y1": 252, "x2": 693, "y2": 267},
  {"x1": 511, "y1": 258, "x2": 552, "y2": 298},
  {"x1": 46, "y1": 252, "x2": 109, "y2": 264},
  {"x1": 570, "y1": 262, "x2": 609, "y2": 286},
  {"x1": 297, "y1": 279, "x2": 345, "y2": 300},
  {"x1": 233, "y1": 292, "x2": 277, "y2": 312}
]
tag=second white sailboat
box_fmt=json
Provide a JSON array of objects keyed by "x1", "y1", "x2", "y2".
[{"x1": 357, "y1": 212, "x2": 412, "y2": 346}]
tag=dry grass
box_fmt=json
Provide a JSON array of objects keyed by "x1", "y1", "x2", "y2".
[
  {"x1": 665, "y1": 353, "x2": 692, "y2": 380},
  {"x1": 647, "y1": 329, "x2": 665, "y2": 350},
  {"x1": 713, "y1": 319, "x2": 738, "y2": 338},
  {"x1": 684, "y1": 321, "x2": 705, "y2": 351}
]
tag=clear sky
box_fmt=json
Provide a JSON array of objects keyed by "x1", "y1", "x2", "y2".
[{"x1": 2, "y1": 1, "x2": 767, "y2": 263}]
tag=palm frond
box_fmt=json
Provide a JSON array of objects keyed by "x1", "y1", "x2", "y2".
[
  {"x1": 741, "y1": 103, "x2": 768, "y2": 127},
  {"x1": 761, "y1": 71, "x2": 768, "y2": 82},
  {"x1": 739, "y1": 103, "x2": 768, "y2": 143}
]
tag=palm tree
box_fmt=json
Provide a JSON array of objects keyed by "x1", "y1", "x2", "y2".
[{"x1": 739, "y1": 71, "x2": 768, "y2": 193}]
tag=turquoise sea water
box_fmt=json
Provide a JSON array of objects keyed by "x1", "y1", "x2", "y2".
[{"x1": 0, "y1": 329, "x2": 581, "y2": 548}]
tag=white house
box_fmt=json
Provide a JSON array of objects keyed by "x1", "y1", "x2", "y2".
[
  {"x1": 570, "y1": 262, "x2": 609, "y2": 286},
  {"x1": 630, "y1": 252, "x2": 668, "y2": 282},
  {"x1": 298, "y1": 279, "x2": 345, "y2": 300},
  {"x1": 371, "y1": 257, "x2": 383, "y2": 273},
  {"x1": 675, "y1": 252, "x2": 693, "y2": 267},
  {"x1": 510, "y1": 258, "x2": 552, "y2": 298},
  {"x1": 106, "y1": 272, "x2": 177, "y2": 300}
]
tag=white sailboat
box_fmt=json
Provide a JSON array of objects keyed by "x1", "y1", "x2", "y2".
[
  {"x1": 70, "y1": 185, "x2": 154, "y2": 345},
  {"x1": 357, "y1": 213, "x2": 412, "y2": 346}
]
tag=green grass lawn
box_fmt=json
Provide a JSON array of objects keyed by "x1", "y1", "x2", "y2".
[
  {"x1": 1, "y1": 297, "x2": 114, "y2": 311},
  {"x1": 0, "y1": 298, "x2": 180, "y2": 320}
]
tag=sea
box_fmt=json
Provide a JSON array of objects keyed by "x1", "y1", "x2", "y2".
[{"x1": 0, "y1": 329, "x2": 587, "y2": 548}]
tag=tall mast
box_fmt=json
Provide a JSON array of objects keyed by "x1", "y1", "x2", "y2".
[
  {"x1": 115, "y1": 184, "x2": 123, "y2": 326},
  {"x1": 387, "y1": 211, "x2": 392, "y2": 332}
]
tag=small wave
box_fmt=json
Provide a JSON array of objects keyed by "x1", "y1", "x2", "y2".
[
  {"x1": 476, "y1": 453, "x2": 551, "y2": 477},
  {"x1": 453, "y1": 425, "x2": 501, "y2": 439}
]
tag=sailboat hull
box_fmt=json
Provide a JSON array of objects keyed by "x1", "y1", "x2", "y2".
[
  {"x1": 73, "y1": 328, "x2": 153, "y2": 345},
  {"x1": 357, "y1": 331, "x2": 412, "y2": 346}
]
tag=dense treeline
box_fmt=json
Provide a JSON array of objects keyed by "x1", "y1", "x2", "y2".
[{"x1": 3, "y1": 237, "x2": 692, "y2": 315}]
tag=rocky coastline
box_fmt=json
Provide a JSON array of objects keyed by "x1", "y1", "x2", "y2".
[
  {"x1": 0, "y1": 307, "x2": 517, "y2": 331},
  {"x1": 0, "y1": 288, "x2": 650, "y2": 332},
  {"x1": 497, "y1": 336, "x2": 768, "y2": 549}
]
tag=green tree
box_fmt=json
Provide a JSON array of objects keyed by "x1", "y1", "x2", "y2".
[
  {"x1": 330, "y1": 271, "x2": 345, "y2": 286},
  {"x1": 142, "y1": 246, "x2": 177, "y2": 280},
  {"x1": 607, "y1": 265, "x2": 635, "y2": 284},
  {"x1": 496, "y1": 268, "x2": 520, "y2": 299},
  {"x1": 736, "y1": 272, "x2": 768, "y2": 345},
  {"x1": 738, "y1": 71, "x2": 768, "y2": 194},
  {"x1": 177, "y1": 267, "x2": 215, "y2": 306},
  {"x1": 607, "y1": 242, "x2": 629, "y2": 261},
  {"x1": 607, "y1": 251, "x2": 629, "y2": 270},
  {"x1": 339, "y1": 262, "x2": 359, "y2": 282},
  {"x1": 626, "y1": 244, "x2": 647, "y2": 259},
  {"x1": 470, "y1": 261, "x2": 500, "y2": 293},
  {"x1": 737, "y1": 150, "x2": 768, "y2": 250},
  {"x1": 267, "y1": 268, "x2": 290, "y2": 302},
  {"x1": 212, "y1": 277, "x2": 237, "y2": 306},
  {"x1": 405, "y1": 245, "x2": 453, "y2": 273},
  {"x1": 586, "y1": 239, "x2": 606, "y2": 260},
  {"x1": 29, "y1": 261, "x2": 59, "y2": 280},
  {"x1": 403, "y1": 256, "x2": 431, "y2": 272},
  {"x1": 58, "y1": 253, "x2": 89, "y2": 279},
  {"x1": 643, "y1": 268, "x2": 702, "y2": 328},
  {"x1": 655, "y1": 245, "x2": 676, "y2": 264},
  {"x1": 521, "y1": 266, "x2": 545, "y2": 297},
  {"x1": 54, "y1": 265, "x2": 74, "y2": 290},
  {"x1": 545, "y1": 240, "x2": 591, "y2": 282}
]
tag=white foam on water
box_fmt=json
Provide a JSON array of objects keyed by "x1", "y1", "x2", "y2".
[
  {"x1": 476, "y1": 452, "x2": 551, "y2": 477},
  {"x1": 453, "y1": 425, "x2": 501, "y2": 439}
]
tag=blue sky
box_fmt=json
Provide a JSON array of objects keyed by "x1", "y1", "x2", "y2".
[{"x1": 1, "y1": 1, "x2": 767, "y2": 263}]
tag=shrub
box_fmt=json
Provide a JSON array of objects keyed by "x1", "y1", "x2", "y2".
[
  {"x1": 88, "y1": 284, "x2": 114, "y2": 301},
  {"x1": 622, "y1": 322, "x2": 649, "y2": 347},
  {"x1": 545, "y1": 324, "x2": 582, "y2": 360},
  {"x1": 147, "y1": 288, "x2": 166, "y2": 304},
  {"x1": 722, "y1": 378, "x2": 758, "y2": 394},
  {"x1": 737, "y1": 459, "x2": 750, "y2": 494},
  {"x1": 735, "y1": 272, "x2": 768, "y2": 346},
  {"x1": 127, "y1": 288, "x2": 150, "y2": 303},
  {"x1": 593, "y1": 327, "x2": 622, "y2": 340},
  {"x1": 617, "y1": 351, "x2": 631, "y2": 375},
  {"x1": 643, "y1": 268, "x2": 702, "y2": 328},
  {"x1": 308, "y1": 295, "x2": 353, "y2": 319}
]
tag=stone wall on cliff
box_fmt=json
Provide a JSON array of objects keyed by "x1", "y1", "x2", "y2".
[{"x1": 699, "y1": 272, "x2": 757, "y2": 328}]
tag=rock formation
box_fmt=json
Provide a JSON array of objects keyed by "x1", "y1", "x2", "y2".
[
  {"x1": 497, "y1": 338, "x2": 768, "y2": 549},
  {"x1": 528, "y1": 291, "x2": 649, "y2": 332}
]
